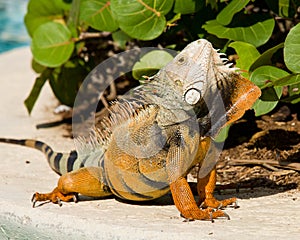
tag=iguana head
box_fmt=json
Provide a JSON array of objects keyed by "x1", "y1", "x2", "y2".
[
  {"x1": 163, "y1": 39, "x2": 235, "y2": 105},
  {"x1": 161, "y1": 39, "x2": 261, "y2": 135}
]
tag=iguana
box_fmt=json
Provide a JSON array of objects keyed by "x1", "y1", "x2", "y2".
[{"x1": 0, "y1": 39, "x2": 261, "y2": 221}]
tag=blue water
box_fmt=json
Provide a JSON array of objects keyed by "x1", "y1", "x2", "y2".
[{"x1": 0, "y1": 0, "x2": 29, "y2": 53}]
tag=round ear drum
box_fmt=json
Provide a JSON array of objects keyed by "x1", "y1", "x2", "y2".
[{"x1": 184, "y1": 88, "x2": 201, "y2": 105}]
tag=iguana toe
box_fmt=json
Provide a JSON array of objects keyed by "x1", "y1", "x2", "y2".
[
  {"x1": 31, "y1": 188, "x2": 77, "y2": 207},
  {"x1": 180, "y1": 207, "x2": 229, "y2": 222},
  {"x1": 200, "y1": 197, "x2": 237, "y2": 209}
]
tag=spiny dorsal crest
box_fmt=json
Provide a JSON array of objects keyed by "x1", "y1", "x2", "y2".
[
  {"x1": 80, "y1": 98, "x2": 157, "y2": 147},
  {"x1": 75, "y1": 98, "x2": 155, "y2": 158}
]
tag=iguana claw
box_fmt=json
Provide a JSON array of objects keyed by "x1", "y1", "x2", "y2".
[
  {"x1": 206, "y1": 209, "x2": 230, "y2": 222},
  {"x1": 73, "y1": 194, "x2": 79, "y2": 203},
  {"x1": 199, "y1": 197, "x2": 237, "y2": 210},
  {"x1": 232, "y1": 200, "x2": 239, "y2": 209},
  {"x1": 31, "y1": 193, "x2": 50, "y2": 208},
  {"x1": 216, "y1": 203, "x2": 223, "y2": 210},
  {"x1": 31, "y1": 188, "x2": 77, "y2": 207},
  {"x1": 31, "y1": 194, "x2": 37, "y2": 208},
  {"x1": 181, "y1": 214, "x2": 195, "y2": 222},
  {"x1": 223, "y1": 212, "x2": 230, "y2": 220},
  {"x1": 56, "y1": 197, "x2": 62, "y2": 207},
  {"x1": 209, "y1": 210, "x2": 214, "y2": 223}
]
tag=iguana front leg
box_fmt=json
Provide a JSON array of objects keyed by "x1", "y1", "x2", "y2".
[
  {"x1": 170, "y1": 177, "x2": 226, "y2": 220},
  {"x1": 32, "y1": 167, "x2": 112, "y2": 207},
  {"x1": 166, "y1": 132, "x2": 228, "y2": 221},
  {"x1": 197, "y1": 167, "x2": 237, "y2": 209}
]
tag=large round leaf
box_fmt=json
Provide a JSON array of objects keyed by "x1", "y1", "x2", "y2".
[
  {"x1": 112, "y1": 30, "x2": 132, "y2": 49},
  {"x1": 111, "y1": 0, "x2": 174, "y2": 40},
  {"x1": 203, "y1": 19, "x2": 275, "y2": 47},
  {"x1": 249, "y1": 43, "x2": 284, "y2": 72},
  {"x1": 49, "y1": 59, "x2": 89, "y2": 106},
  {"x1": 216, "y1": 0, "x2": 251, "y2": 25},
  {"x1": 132, "y1": 50, "x2": 174, "y2": 80},
  {"x1": 284, "y1": 23, "x2": 300, "y2": 73},
  {"x1": 24, "y1": 0, "x2": 65, "y2": 36},
  {"x1": 31, "y1": 22, "x2": 75, "y2": 68},
  {"x1": 173, "y1": 0, "x2": 203, "y2": 14},
  {"x1": 54, "y1": 0, "x2": 72, "y2": 11},
  {"x1": 250, "y1": 66, "x2": 288, "y2": 116},
  {"x1": 80, "y1": 0, "x2": 118, "y2": 32},
  {"x1": 229, "y1": 41, "x2": 260, "y2": 78}
]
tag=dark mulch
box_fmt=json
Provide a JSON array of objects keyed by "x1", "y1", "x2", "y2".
[{"x1": 210, "y1": 104, "x2": 300, "y2": 191}]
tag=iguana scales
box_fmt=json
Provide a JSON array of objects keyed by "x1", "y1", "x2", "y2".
[{"x1": 0, "y1": 39, "x2": 261, "y2": 221}]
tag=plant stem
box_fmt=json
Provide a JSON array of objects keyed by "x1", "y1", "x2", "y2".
[{"x1": 78, "y1": 32, "x2": 111, "y2": 40}]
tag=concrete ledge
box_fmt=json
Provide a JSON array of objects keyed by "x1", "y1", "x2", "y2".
[{"x1": 0, "y1": 48, "x2": 299, "y2": 239}]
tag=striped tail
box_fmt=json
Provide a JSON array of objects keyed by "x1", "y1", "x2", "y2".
[{"x1": 0, "y1": 138, "x2": 78, "y2": 175}]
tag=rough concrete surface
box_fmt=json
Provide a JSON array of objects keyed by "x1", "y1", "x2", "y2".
[{"x1": 0, "y1": 48, "x2": 299, "y2": 240}]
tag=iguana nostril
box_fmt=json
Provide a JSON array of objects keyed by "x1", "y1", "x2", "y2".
[{"x1": 177, "y1": 56, "x2": 186, "y2": 65}]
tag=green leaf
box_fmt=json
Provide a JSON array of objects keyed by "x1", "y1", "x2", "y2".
[
  {"x1": 67, "y1": 0, "x2": 81, "y2": 38},
  {"x1": 290, "y1": 96, "x2": 300, "y2": 104},
  {"x1": 49, "y1": 59, "x2": 89, "y2": 106},
  {"x1": 217, "y1": 0, "x2": 250, "y2": 25},
  {"x1": 250, "y1": 66, "x2": 289, "y2": 88},
  {"x1": 112, "y1": 30, "x2": 132, "y2": 49},
  {"x1": 228, "y1": 41, "x2": 260, "y2": 78},
  {"x1": 259, "y1": 87, "x2": 280, "y2": 101},
  {"x1": 215, "y1": 124, "x2": 231, "y2": 143},
  {"x1": 250, "y1": 66, "x2": 288, "y2": 116},
  {"x1": 289, "y1": 82, "x2": 300, "y2": 96},
  {"x1": 203, "y1": 18, "x2": 275, "y2": 47},
  {"x1": 279, "y1": 0, "x2": 289, "y2": 17},
  {"x1": 80, "y1": 0, "x2": 118, "y2": 32},
  {"x1": 249, "y1": 43, "x2": 284, "y2": 72},
  {"x1": 31, "y1": 22, "x2": 75, "y2": 68},
  {"x1": 173, "y1": 0, "x2": 203, "y2": 14},
  {"x1": 24, "y1": 69, "x2": 52, "y2": 114},
  {"x1": 265, "y1": 73, "x2": 300, "y2": 87},
  {"x1": 284, "y1": 23, "x2": 300, "y2": 73},
  {"x1": 167, "y1": 13, "x2": 181, "y2": 26},
  {"x1": 284, "y1": 82, "x2": 300, "y2": 104},
  {"x1": 206, "y1": 0, "x2": 218, "y2": 10},
  {"x1": 111, "y1": 0, "x2": 174, "y2": 40},
  {"x1": 54, "y1": 0, "x2": 72, "y2": 11},
  {"x1": 132, "y1": 50, "x2": 174, "y2": 80},
  {"x1": 31, "y1": 59, "x2": 46, "y2": 74},
  {"x1": 251, "y1": 99, "x2": 276, "y2": 116},
  {"x1": 286, "y1": 82, "x2": 300, "y2": 103},
  {"x1": 24, "y1": 0, "x2": 64, "y2": 37}
]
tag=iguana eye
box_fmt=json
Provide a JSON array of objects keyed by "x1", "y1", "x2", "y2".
[{"x1": 184, "y1": 88, "x2": 201, "y2": 105}]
